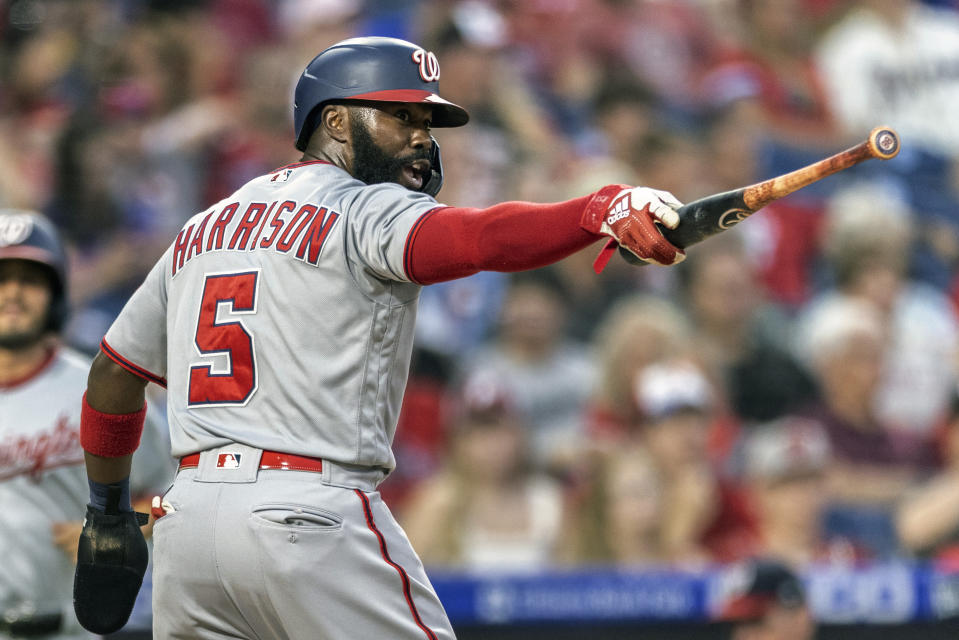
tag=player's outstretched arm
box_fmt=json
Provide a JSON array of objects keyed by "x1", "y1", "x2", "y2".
[
  {"x1": 405, "y1": 185, "x2": 684, "y2": 284},
  {"x1": 73, "y1": 352, "x2": 151, "y2": 636}
]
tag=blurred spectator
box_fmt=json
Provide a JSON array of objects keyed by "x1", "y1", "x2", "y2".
[
  {"x1": 556, "y1": 443, "x2": 669, "y2": 567},
  {"x1": 629, "y1": 126, "x2": 710, "y2": 205},
  {"x1": 0, "y1": 2, "x2": 88, "y2": 213},
  {"x1": 586, "y1": 295, "x2": 692, "y2": 446},
  {"x1": 896, "y1": 392, "x2": 959, "y2": 561},
  {"x1": 614, "y1": 0, "x2": 724, "y2": 118},
  {"x1": 908, "y1": 149, "x2": 959, "y2": 292},
  {"x1": 277, "y1": 0, "x2": 364, "y2": 67},
  {"x1": 801, "y1": 183, "x2": 959, "y2": 437},
  {"x1": 493, "y1": 0, "x2": 617, "y2": 147},
  {"x1": 562, "y1": 356, "x2": 757, "y2": 567},
  {"x1": 718, "y1": 557, "x2": 816, "y2": 640},
  {"x1": 796, "y1": 296, "x2": 935, "y2": 504},
  {"x1": 815, "y1": 0, "x2": 959, "y2": 157},
  {"x1": 794, "y1": 295, "x2": 938, "y2": 557},
  {"x1": 589, "y1": 74, "x2": 658, "y2": 170},
  {"x1": 738, "y1": 417, "x2": 861, "y2": 566},
  {"x1": 200, "y1": 44, "x2": 302, "y2": 204},
  {"x1": 630, "y1": 359, "x2": 756, "y2": 563},
  {"x1": 680, "y1": 234, "x2": 819, "y2": 426},
  {"x1": 400, "y1": 372, "x2": 563, "y2": 572},
  {"x1": 703, "y1": 0, "x2": 840, "y2": 154},
  {"x1": 458, "y1": 271, "x2": 594, "y2": 471}
]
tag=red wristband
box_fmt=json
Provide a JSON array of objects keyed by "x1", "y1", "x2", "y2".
[{"x1": 80, "y1": 392, "x2": 146, "y2": 457}]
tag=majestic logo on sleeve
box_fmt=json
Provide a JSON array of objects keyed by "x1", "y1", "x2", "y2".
[
  {"x1": 0, "y1": 416, "x2": 84, "y2": 481},
  {"x1": 412, "y1": 48, "x2": 441, "y2": 82},
  {"x1": 0, "y1": 213, "x2": 34, "y2": 246}
]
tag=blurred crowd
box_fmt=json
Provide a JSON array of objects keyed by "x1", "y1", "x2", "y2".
[{"x1": 5, "y1": 0, "x2": 959, "y2": 593}]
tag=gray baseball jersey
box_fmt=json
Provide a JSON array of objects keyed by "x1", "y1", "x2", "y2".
[
  {"x1": 104, "y1": 160, "x2": 457, "y2": 639},
  {"x1": 104, "y1": 160, "x2": 438, "y2": 470},
  {"x1": 0, "y1": 347, "x2": 172, "y2": 640}
]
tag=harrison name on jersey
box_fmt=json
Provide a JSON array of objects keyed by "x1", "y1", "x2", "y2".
[{"x1": 172, "y1": 199, "x2": 341, "y2": 276}]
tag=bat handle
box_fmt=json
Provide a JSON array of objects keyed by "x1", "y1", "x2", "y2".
[{"x1": 613, "y1": 188, "x2": 749, "y2": 266}]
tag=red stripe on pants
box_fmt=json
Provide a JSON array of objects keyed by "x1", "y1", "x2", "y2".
[{"x1": 354, "y1": 489, "x2": 439, "y2": 640}]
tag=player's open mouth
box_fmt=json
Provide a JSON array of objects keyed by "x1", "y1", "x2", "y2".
[{"x1": 402, "y1": 160, "x2": 430, "y2": 190}]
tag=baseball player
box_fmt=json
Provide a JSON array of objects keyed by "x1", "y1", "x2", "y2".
[
  {"x1": 72, "y1": 37, "x2": 686, "y2": 639},
  {"x1": 0, "y1": 210, "x2": 171, "y2": 639}
]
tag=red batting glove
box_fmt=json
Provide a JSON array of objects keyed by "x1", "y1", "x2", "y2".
[{"x1": 584, "y1": 187, "x2": 686, "y2": 273}]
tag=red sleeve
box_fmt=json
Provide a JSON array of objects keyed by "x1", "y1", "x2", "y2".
[{"x1": 404, "y1": 185, "x2": 623, "y2": 285}]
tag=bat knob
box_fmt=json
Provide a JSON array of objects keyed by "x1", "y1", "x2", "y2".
[{"x1": 868, "y1": 126, "x2": 900, "y2": 160}]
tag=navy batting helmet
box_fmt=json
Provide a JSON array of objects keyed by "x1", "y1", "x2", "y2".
[
  {"x1": 0, "y1": 209, "x2": 68, "y2": 332},
  {"x1": 293, "y1": 37, "x2": 470, "y2": 197}
]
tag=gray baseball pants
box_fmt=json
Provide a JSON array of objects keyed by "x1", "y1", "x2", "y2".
[{"x1": 150, "y1": 445, "x2": 455, "y2": 639}]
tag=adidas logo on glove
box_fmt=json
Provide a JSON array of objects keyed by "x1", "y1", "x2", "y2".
[{"x1": 605, "y1": 194, "x2": 632, "y2": 226}]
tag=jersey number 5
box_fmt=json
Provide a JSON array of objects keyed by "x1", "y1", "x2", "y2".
[{"x1": 188, "y1": 271, "x2": 259, "y2": 406}]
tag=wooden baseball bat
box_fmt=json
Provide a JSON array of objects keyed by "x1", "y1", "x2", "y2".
[{"x1": 617, "y1": 126, "x2": 900, "y2": 264}]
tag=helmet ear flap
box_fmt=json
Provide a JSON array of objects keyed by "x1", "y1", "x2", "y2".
[
  {"x1": 295, "y1": 105, "x2": 322, "y2": 151},
  {"x1": 422, "y1": 137, "x2": 443, "y2": 198}
]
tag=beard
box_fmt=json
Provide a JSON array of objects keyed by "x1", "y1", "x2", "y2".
[
  {"x1": 0, "y1": 320, "x2": 47, "y2": 350},
  {"x1": 350, "y1": 117, "x2": 430, "y2": 189}
]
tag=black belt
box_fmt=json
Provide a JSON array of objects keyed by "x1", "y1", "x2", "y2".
[{"x1": 0, "y1": 611, "x2": 62, "y2": 637}]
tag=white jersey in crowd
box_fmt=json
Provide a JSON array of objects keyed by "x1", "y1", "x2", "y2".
[
  {"x1": 0, "y1": 347, "x2": 172, "y2": 640},
  {"x1": 815, "y1": 3, "x2": 959, "y2": 155},
  {"x1": 104, "y1": 160, "x2": 442, "y2": 470}
]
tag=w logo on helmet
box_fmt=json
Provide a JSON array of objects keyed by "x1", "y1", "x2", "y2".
[
  {"x1": 412, "y1": 49, "x2": 441, "y2": 82},
  {"x1": 0, "y1": 212, "x2": 34, "y2": 247}
]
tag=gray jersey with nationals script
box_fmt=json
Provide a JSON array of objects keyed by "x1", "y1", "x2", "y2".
[
  {"x1": 0, "y1": 347, "x2": 172, "y2": 639},
  {"x1": 103, "y1": 161, "x2": 440, "y2": 471}
]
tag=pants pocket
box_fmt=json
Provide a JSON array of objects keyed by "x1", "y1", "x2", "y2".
[{"x1": 250, "y1": 503, "x2": 343, "y2": 531}]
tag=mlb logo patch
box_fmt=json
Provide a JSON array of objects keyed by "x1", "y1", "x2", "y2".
[
  {"x1": 271, "y1": 169, "x2": 293, "y2": 183},
  {"x1": 216, "y1": 453, "x2": 242, "y2": 469}
]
